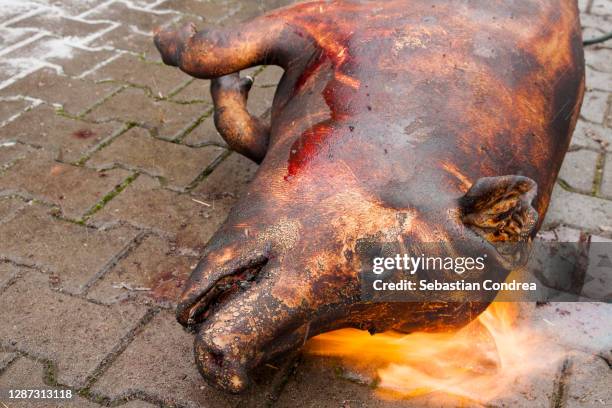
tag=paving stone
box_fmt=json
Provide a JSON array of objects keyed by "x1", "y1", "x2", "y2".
[
  {"x1": 55, "y1": 47, "x2": 119, "y2": 79},
  {"x1": 582, "y1": 11, "x2": 612, "y2": 30},
  {"x1": 0, "y1": 142, "x2": 33, "y2": 168},
  {"x1": 254, "y1": 65, "x2": 284, "y2": 87},
  {"x1": 0, "y1": 358, "x2": 100, "y2": 407},
  {"x1": 91, "y1": 175, "x2": 231, "y2": 251},
  {"x1": 486, "y1": 369, "x2": 560, "y2": 408},
  {"x1": 0, "y1": 1, "x2": 40, "y2": 24},
  {"x1": 182, "y1": 114, "x2": 225, "y2": 146},
  {"x1": 39, "y1": 0, "x2": 102, "y2": 16},
  {"x1": 92, "y1": 311, "x2": 239, "y2": 408},
  {"x1": 578, "y1": 234, "x2": 612, "y2": 302},
  {"x1": 0, "y1": 59, "x2": 26, "y2": 84},
  {"x1": 116, "y1": 401, "x2": 159, "y2": 408},
  {"x1": 530, "y1": 302, "x2": 612, "y2": 354},
  {"x1": 0, "y1": 260, "x2": 19, "y2": 290},
  {"x1": 3, "y1": 35, "x2": 117, "y2": 78},
  {"x1": 0, "y1": 68, "x2": 120, "y2": 115},
  {"x1": 0, "y1": 272, "x2": 147, "y2": 388},
  {"x1": 0, "y1": 203, "x2": 138, "y2": 294},
  {"x1": 86, "y1": 53, "x2": 190, "y2": 98},
  {"x1": 0, "y1": 104, "x2": 120, "y2": 163},
  {"x1": 276, "y1": 355, "x2": 475, "y2": 408},
  {"x1": 585, "y1": 46, "x2": 612, "y2": 73},
  {"x1": 88, "y1": 127, "x2": 225, "y2": 188},
  {"x1": 85, "y1": 87, "x2": 207, "y2": 140},
  {"x1": 88, "y1": 234, "x2": 198, "y2": 307},
  {"x1": 602, "y1": 153, "x2": 612, "y2": 198},
  {"x1": 0, "y1": 26, "x2": 33, "y2": 50},
  {"x1": 544, "y1": 184, "x2": 612, "y2": 232},
  {"x1": 580, "y1": 89, "x2": 609, "y2": 124},
  {"x1": 0, "y1": 352, "x2": 17, "y2": 371},
  {"x1": 0, "y1": 150, "x2": 132, "y2": 219},
  {"x1": 231, "y1": 0, "x2": 298, "y2": 21},
  {"x1": 537, "y1": 225, "x2": 583, "y2": 242},
  {"x1": 0, "y1": 196, "x2": 25, "y2": 220},
  {"x1": 0, "y1": 98, "x2": 30, "y2": 124},
  {"x1": 86, "y1": 2, "x2": 177, "y2": 33},
  {"x1": 113, "y1": 0, "x2": 162, "y2": 8},
  {"x1": 247, "y1": 81, "x2": 276, "y2": 118},
  {"x1": 169, "y1": 79, "x2": 213, "y2": 104},
  {"x1": 8, "y1": 13, "x2": 113, "y2": 39},
  {"x1": 586, "y1": 65, "x2": 612, "y2": 93},
  {"x1": 566, "y1": 352, "x2": 611, "y2": 407},
  {"x1": 558, "y1": 149, "x2": 599, "y2": 193},
  {"x1": 591, "y1": 0, "x2": 612, "y2": 16},
  {"x1": 192, "y1": 151, "x2": 258, "y2": 201},
  {"x1": 91, "y1": 25, "x2": 160, "y2": 60},
  {"x1": 155, "y1": 0, "x2": 241, "y2": 23},
  {"x1": 581, "y1": 14, "x2": 612, "y2": 48},
  {"x1": 571, "y1": 120, "x2": 612, "y2": 152}
]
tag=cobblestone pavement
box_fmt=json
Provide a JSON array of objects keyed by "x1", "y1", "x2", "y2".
[{"x1": 0, "y1": 1, "x2": 610, "y2": 407}]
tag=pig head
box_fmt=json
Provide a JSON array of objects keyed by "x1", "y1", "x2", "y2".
[{"x1": 154, "y1": 0, "x2": 584, "y2": 392}]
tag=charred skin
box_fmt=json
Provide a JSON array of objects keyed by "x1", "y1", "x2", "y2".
[{"x1": 154, "y1": 0, "x2": 585, "y2": 393}]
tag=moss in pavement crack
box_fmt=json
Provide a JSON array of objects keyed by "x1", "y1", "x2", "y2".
[{"x1": 82, "y1": 173, "x2": 140, "y2": 220}]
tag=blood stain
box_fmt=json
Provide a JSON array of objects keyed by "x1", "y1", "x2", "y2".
[{"x1": 73, "y1": 129, "x2": 96, "y2": 139}]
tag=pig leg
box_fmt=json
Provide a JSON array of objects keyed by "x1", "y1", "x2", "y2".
[
  {"x1": 210, "y1": 73, "x2": 270, "y2": 163},
  {"x1": 153, "y1": 19, "x2": 306, "y2": 161},
  {"x1": 153, "y1": 19, "x2": 301, "y2": 79}
]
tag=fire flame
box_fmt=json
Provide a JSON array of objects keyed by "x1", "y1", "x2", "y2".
[{"x1": 306, "y1": 303, "x2": 561, "y2": 402}]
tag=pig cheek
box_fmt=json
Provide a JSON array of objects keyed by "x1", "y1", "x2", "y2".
[
  {"x1": 270, "y1": 272, "x2": 315, "y2": 309},
  {"x1": 268, "y1": 251, "x2": 349, "y2": 309}
]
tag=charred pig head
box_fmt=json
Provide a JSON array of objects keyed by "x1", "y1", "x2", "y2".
[{"x1": 154, "y1": 0, "x2": 584, "y2": 393}]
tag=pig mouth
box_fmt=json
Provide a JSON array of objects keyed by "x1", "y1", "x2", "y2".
[{"x1": 177, "y1": 256, "x2": 269, "y2": 328}]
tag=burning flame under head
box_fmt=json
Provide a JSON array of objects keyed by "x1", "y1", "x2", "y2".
[{"x1": 306, "y1": 303, "x2": 561, "y2": 402}]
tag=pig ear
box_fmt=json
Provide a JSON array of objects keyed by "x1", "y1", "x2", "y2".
[{"x1": 459, "y1": 175, "x2": 538, "y2": 243}]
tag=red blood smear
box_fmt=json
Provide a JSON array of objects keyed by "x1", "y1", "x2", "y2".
[
  {"x1": 294, "y1": 50, "x2": 328, "y2": 94},
  {"x1": 285, "y1": 122, "x2": 334, "y2": 180},
  {"x1": 286, "y1": 31, "x2": 354, "y2": 180},
  {"x1": 73, "y1": 129, "x2": 95, "y2": 139}
]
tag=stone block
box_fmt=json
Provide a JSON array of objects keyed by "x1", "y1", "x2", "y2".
[
  {"x1": 0, "y1": 272, "x2": 147, "y2": 387},
  {"x1": 87, "y1": 127, "x2": 225, "y2": 188}
]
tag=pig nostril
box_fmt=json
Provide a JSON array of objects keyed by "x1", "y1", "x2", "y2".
[
  {"x1": 195, "y1": 338, "x2": 249, "y2": 393},
  {"x1": 177, "y1": 256, "x2": 268, "y2": 328}
]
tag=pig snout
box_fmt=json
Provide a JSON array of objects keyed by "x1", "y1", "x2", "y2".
[{"x1": 175, "y1": 229, "x2": 315, "y2": 392}]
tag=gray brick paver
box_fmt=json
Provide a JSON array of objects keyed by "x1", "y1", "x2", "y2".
[
  {"x1": 0, "y1": 203, "x2": 139, "y2": 294},
  {"x1": 0, "y1": 271, "x2": 147, "y2": 388},
  {"x1": 0, "y1": 358, "x2": 100, "y2": 407}
]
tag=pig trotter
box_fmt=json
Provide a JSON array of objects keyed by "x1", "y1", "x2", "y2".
[
  {"x1": 153, "y1": 18, "x2": 303, "y2": 79},
  {"x1": 211, "y1": 73, "x2": 270, "y2": 163},
  {"x1": 153, "y1": 23, "x2": 197, "y2": 68}
]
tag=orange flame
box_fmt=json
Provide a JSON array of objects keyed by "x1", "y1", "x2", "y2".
[{"x1": 306, "y1": 303, "x2": 562, "y2": 402}]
